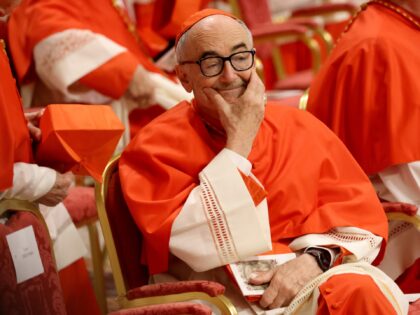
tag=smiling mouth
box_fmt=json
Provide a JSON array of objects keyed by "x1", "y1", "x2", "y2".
[{"x1": 216, "y1": 85, "x2": 245, "y2": 92}]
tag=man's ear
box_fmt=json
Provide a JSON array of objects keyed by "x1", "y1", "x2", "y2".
[{"x1": 175, "y1": 65, "x2": 193, "y2": 92}]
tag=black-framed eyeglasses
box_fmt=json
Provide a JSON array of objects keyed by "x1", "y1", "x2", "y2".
[{"x1": 179, "y1": 49, "x2": 256, "y2": 77}]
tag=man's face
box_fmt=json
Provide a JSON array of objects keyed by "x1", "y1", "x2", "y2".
[{"x1": 176, "y1": 15, "x2": 254, "y2": 122}]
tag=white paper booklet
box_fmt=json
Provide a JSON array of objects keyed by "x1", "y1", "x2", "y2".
[{"x1": 228, "y1": 253, "x2": 296, "y2": 296}]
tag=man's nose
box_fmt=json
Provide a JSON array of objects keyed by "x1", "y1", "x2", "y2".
[{"x1": 219, "y1": 60, "x2": 237, "y2": 82}]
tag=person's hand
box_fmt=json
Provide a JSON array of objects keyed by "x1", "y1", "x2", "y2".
[
  {"x1": 248, "y1": 254, "x2": 323, "y2": 310},
  {"x1": 203, "y1": 71, "x2": 266, "y2": 157},
  {"x1": 124, "y1": 65, "x2": 155, "y2": 108},
  {"x1": 381, "y1": 201, "x2": 418, "y2": 216},
  {"x1": 35, "y1": 172, "x2": 73, "y2": 206},
  {"x1": 24, "y1": 109, "x2": 44, "y2": 142}
]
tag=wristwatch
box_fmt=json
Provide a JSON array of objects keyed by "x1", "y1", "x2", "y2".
[{"x1": 304, "y1": 247, "x2": 334, "y2": 272}]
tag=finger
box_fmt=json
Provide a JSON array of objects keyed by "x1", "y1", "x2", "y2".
[
  {"x1": 24, "y1": 111, "x2": 39, "y2": 120},
  {"x1": 27, "y1": 123, "x2": 42, "y2": 141},
  {"x1": 259, "y1": 282, "x2": 278, "y2": 309},
  {"x1": 240, "y1": 72, "x2": 265, "y2": 104},
  {"x1": 248, "y1": 269, "x2": 275, "y2": 285},
  {"x1": 245, "y1": 71, "x2": 265, "y2": 96},
  {"x1": 268, "y1": 292, "x2": 288, "y2": 310}
]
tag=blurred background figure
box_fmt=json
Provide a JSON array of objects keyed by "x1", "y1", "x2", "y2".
[
  {"x1": 8, "y1": 0, "x2": 211, "y2": 146},
  {"x1": 0, "y1": 2, "x2": 100, "y2": 314},
  {"x1": 307, "y1": 0, "x2": 420, "y2": 294}
]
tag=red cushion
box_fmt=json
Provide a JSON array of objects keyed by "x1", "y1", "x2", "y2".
[
  {"x1": 409, "y1": 299, "x2": 420, "y2": 315},
  {"x1": 63, "y1": 186, "x2": 97, "y2": 225},
  {"x1": 381, "y1": 201, "x2": 418, "y2": 216},
  {"x1": 126, "y1": 280, "x2": 225, "y2": 300},
  {"x1": 109, "y1": 302, "x2": 212, "y2": 315},
  {"x1": 0, "y1": 212, "x2": 66, "y2": 314}
]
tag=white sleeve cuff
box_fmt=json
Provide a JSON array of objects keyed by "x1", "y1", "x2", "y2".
[
  {"x1": 1, "y1": 163, "x2": 56, "y2": 201},
  {"x1": 170, "y1": 149, "x2": 271, "y2": 272},
  {"x1": 222, "y1": 148, "x2": 252, "y2": 175}
]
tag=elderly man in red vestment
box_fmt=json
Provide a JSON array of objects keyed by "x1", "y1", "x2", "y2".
[
  {"x1": 0, "y1": 2, "x2": 101, "y2": 314},
  {"x1": 119, "y1": 9, "x2": 408, "y2": 314},
  {"x1": 307, "y1": 0, "x2": 420, "y2": 294}
]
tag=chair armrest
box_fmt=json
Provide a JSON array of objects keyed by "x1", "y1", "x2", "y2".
[
  {"x1": 108, "y1": 302, "x2": 212, "y2": 315},
  {"x1": 291, "y1": 3, "x2": 358, "y2": 18},
  {"x1": 382, "y1": 201, "x2": 418, "y2": 216},
  {"x1": 251, "y1": 22, "x2": 321, "y2": 75},
  {"x1": 251, "y1": 22, "x2": 309, "y2": 44},
  {"x1": 126, "y1": 280, "x2": 225, "y2": 299}
]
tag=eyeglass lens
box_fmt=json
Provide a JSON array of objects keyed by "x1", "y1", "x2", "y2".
[{"x1": 200, "y1": 51, "x2": 254, "y2": 77}]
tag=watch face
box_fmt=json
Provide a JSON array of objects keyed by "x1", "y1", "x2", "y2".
[{"x1": 306, "y1": 249, "x2": 331, "y2": 271}]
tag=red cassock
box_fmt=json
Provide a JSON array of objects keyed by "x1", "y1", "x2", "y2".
[
  {"x1": 307, "y1": 1, "x2": 420, "y2": 175},
  {"x1": 0, "y1": 47, "x2": 33, "y2": 191},
  {"x1": 120, "y1": 101, "x2": 388, "y2": 274},
  {"x1": 8, "y1": 0, "x2": 168, "y2": 99}
]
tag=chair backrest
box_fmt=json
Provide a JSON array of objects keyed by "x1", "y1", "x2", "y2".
[
  {"x1": 230, "y1": 0, "x2": 273, "y2": 30},
  {"x1": 95, "y1": 155, "x2": 149, "y2": 297},
  {"x1": 0, "y1": 200, "x2": 66, "y2": 315}
]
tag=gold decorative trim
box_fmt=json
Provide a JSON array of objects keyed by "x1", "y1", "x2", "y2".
[
  {"x1": 368, "y1": 0, "x2": 420, "y2": 30},
  {"x1": 299, "y1": 88, "x2": 309, "y2": 110}
]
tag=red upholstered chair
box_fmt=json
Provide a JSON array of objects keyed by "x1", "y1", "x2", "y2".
[
  {"x1": 95, "y1": 155, "x2": 237, "y2": 314},
  {"x1": 382, "y1": 201, "x2": 420, "y2": 230},
  {"x1": 290, "y1": 2, "x2": 358, "y2": 42},
  {"x1": 0, "y1": 199, "x2": 66, "y2": 315},
  {"x1": 409, "y1": 298, "x2": 420, "y2": 315},
  {"x1": 229, "y1": 0, "x2": 324, "y2": 92},
  {"x1": 381, "y1": 201, "x2": 420, "y2": 295},
  {"x1": 229, "y1": 0, "x2": 358, "y2": 93}
]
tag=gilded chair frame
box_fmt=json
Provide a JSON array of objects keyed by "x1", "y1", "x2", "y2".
[
  {"x1": 95, "y1": 155, "x2": 237, "y2": 314},
  {"x1": 386, "y1": 212, "x2": 420, "y2": 231}
]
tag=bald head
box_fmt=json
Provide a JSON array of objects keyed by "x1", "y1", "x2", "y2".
[{"x1": 176, "y1": 14, "x2": 253, "y2": 63}]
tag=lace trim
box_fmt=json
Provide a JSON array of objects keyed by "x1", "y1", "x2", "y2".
[
  {"x1": 284, "y1": 262, "x2": 406, "y2": 315},
  {"x1": 389, "y1": 221, "x2": 412, "y2": 238},
  {"x1": 368, "y1": 0, "x2": 420, "y2": 30},
  {"x1": 36, "y1": 30, "x2": 96, "y2": 76},
  {"x1": 199, "y1": 173, "x2": 239, "y2": 265},
  {"x1": 325, "y1": 229, "x2": 379, "y2": 249}
]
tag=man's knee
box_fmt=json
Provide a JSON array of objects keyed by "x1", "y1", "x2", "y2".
[{"x1": 318, "y1": 273, "x2": 397, "y2": 314}]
